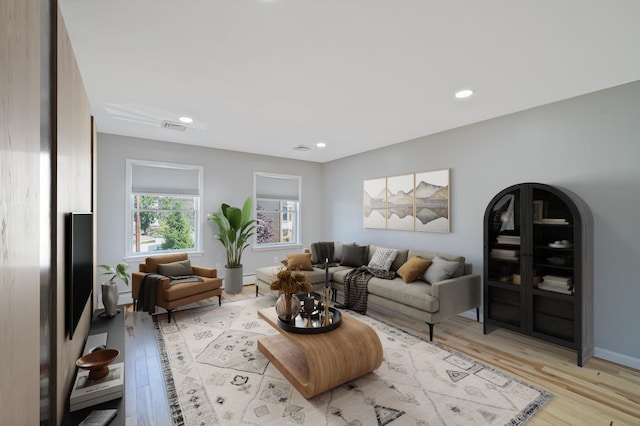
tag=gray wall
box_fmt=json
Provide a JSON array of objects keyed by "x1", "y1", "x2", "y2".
[
  {"x1": 97, "y1": 134, "x2": 324, "y2": 298},
  {"x1": 97, "y1": 80, "x2": 640, "y2": 368},
  {"x1": 323, "y1": 80, "x2": 640, "y2": 367}
]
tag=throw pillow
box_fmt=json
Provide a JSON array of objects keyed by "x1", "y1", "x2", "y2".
[
  {"x1": 340, "y1": 244, "x2": 368, "y2": 267},
  {"x1": 287, "y1": 253, "x2": 314, "y2": 271},
  {"x1": 397, "y1": 256, "x2": 432, "y2": 283},
  {"x1": 333, "y1": 242, "x2": 343, "y2": 263},
  {"x1": 424, "y1": 256, "x2": 460, "y2": 283},
  {"x1": 157, "y1": 259, "x2": 193, "y2": 277},
  {"x1": 368, "y1": 247, "x2": 399, "y2": 271}
]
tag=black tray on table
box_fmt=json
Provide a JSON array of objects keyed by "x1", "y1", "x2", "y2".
[{"x1": 277, "y1": 306, "x2": 342, "y2": 334}]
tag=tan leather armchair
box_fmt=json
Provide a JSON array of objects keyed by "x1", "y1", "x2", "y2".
[{"x1": 132, "y1": 253, "x2": 222, "y2": 322}]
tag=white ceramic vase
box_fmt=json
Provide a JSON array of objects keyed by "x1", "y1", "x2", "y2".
[{"x1": 101, "y1": 281, "x2": 119, "y2": 318}]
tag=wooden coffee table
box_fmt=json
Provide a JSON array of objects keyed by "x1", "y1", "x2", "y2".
[{"x1": 257, "y1": 307, "x2": 383, "y2": 398}]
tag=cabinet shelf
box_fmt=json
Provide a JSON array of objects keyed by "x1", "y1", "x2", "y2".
[{"x1": 483, "y1": 183, "x2": 593, "y2": 366}]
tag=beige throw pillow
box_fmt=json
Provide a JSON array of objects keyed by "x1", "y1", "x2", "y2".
[
  {"x1": 287, "y1": 253, "x2": 314, "y2": 271},
  {"x1": 397, "y1": 256, "x2": 432, "y2": 283}
]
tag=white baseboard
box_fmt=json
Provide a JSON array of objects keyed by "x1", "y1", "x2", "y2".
[
  {"x1": 594, "y1": 347, "x2": 640, "y2": 370},
  {"x1": 456, "y1": 311, "x2": 640, "y2": 370}
]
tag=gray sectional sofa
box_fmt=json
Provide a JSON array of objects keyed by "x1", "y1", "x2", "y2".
[{"x1": 254, "y1": 242, "x2": 481, "y2": 341}]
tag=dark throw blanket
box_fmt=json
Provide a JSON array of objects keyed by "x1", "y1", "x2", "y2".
[
  {"x1": 137, "y1": 274, "x2": 204, "y2": 314},
  {"x1": 138, "y1": 273, "x2": 164, "y2": 314},
  {"x1": 343, "y1": 266, "x2": 396, "y2": 314}
]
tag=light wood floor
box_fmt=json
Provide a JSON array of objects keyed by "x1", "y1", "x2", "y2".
[{"x1": 124, "y1": 285, "x2": 640, "y2": 425}]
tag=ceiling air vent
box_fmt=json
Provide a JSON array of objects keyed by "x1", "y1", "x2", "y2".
[
  {"x1": 161, "y1": 120, "x2": 187, "y2": 131},
  {"x1": 292, "y1": 144, "x2": 313, "y2": 152}
]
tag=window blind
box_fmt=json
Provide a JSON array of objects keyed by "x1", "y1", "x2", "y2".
[
  {"x1": 256, "y1": 174, "x2": 300, "y2": 201},
  {"x1": 132, "y1": 163, "x2": 200, "y2": 195}
]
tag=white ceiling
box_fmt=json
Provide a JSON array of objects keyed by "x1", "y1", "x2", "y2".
[{"x1": 59, "y1": 0, "x2": 640, "y2": 163}]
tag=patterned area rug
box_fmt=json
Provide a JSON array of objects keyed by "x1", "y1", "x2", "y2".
[{"x1": 154, "y1": 297, "x2": 551, "y2": 425}]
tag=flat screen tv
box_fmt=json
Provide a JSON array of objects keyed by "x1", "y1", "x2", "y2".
[{"x1": 66, "y1": 212, "x2": 94, "y2": 339}]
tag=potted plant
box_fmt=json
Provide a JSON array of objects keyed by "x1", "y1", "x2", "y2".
[
  {"x1": 208, "y1": 196, "x2": 257, "y2": 294},
  {"x1": 98, "y1": 262, "x2": 130, "y2": 318}
]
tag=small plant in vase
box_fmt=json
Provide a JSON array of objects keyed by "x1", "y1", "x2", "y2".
[
  {"x1": 98, "y1": 262, "x2": 130, "y2": 318},
  {"x1": 270, "y1": 267, "x2": 311, "y2": 323}
]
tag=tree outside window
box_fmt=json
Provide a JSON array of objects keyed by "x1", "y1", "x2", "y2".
[{"x1": 132, "y1": 195, "x2": 197, "y2": 254}]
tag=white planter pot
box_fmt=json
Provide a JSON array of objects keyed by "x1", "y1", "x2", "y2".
[{"x1": 101, "y1": 282, "x2": 120, "y2": 318}]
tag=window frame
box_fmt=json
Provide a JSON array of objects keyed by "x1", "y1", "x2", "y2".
[
  {"x1": 125, "y1": 159, "x2": 204, "y2": 260},
  {"x1": 253, "y1": 171, "x2": 302, "y2": 250}
]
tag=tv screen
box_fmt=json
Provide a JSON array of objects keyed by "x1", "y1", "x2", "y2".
[{"x1": 66, "y1": 212, "x2": 94, "y2": 339}]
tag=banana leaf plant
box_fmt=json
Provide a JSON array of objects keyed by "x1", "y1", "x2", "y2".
[
  {"x1": 98, "y1": 262, "x2": 130, "y2": 285},
  {"x1": 208, "y1": 196, "x2": 257, "y2": 268}
]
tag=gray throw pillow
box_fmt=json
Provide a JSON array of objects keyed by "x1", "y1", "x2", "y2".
[
  {"x1": 340, "y1": 244, "x2": 368, "y2": 267},
  {"x1": 157, "y1": 259, "x2": 193, "y2": 277},
  {"x1": 424, "y1": 256, "x2": 459, "y2": 283}
]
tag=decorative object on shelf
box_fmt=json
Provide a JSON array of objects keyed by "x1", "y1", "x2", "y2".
[
  {"x1": 76, "y1": 349, "x2": 120, "y2": 380},
  {"x1": 549, "y1": 240, "x2": 573, "y2": 248},
  {"x1": 208, "y1": 196, "x2": 257, "y2": 294},
  {"x1": 98, "y1": 263, "x2": 130, "y2": 318},
  {"x1": 269, "y1": 265, "x2": 311, "y2": 323}
]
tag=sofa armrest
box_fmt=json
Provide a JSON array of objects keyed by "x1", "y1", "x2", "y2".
[
  {"x1": 431, "y1": 273, "x2": 481, "y2": 319},
  {"x1": 192, "y1": 265, "x2": 217, "y2": 278}
]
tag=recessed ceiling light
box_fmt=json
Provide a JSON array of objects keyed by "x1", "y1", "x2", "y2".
[
  {"x1": 316, "y1": 141, "x2": 327, "y2": 148},
  {"x1": 178, "y1": 116, "x2": 193, "y2": 124},
  {"x1": 455, "y1": 89, "x2": 474, "y2": 99}
]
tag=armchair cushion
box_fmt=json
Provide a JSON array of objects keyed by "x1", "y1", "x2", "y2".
[
  {"x1": 157, "y1": 259, "x2": 193, "y2": 277},
  {"x1": 143, "y1": 253, "x2": 188, "y2": 273}
]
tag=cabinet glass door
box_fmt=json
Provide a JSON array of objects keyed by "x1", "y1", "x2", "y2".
[{"x1": 485, "y1": 188, "x2": 524, "y2": 329}]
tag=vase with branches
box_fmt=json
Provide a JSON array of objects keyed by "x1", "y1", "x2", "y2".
[{"x1": 270, "y1": 267, "x2": 311, "y2": 322}]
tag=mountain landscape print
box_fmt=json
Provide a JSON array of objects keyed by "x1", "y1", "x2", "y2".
[
  {"x1": 386, "y1": 174, "x2": 415, "y2": 230},
  {"x1": 415, "y1": 169, "x2": 450, "y2": 232},
  {"x1": 363, "y1": 177, "x2": 386, "y2": 229},
  {"x1": 363, "y1": 169, "x2": 450, "y2": 232}
]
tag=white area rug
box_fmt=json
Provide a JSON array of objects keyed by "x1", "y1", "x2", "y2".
[{"x1": 154, "y1": 297, "x2": 551, "y2": 425}]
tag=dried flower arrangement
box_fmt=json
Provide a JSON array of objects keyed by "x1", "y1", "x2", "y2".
[{"x1": 270, "y1": 267, "x2": 312, "y2": 295}]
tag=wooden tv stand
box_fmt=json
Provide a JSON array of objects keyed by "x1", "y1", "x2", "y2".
[{"x1": 257, "y1": 307, "x2": 383, "y2": 398}]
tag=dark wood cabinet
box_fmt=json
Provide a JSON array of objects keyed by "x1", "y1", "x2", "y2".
[{"x1": 483, "y1": 183, "x2": 593, "y2": 366}]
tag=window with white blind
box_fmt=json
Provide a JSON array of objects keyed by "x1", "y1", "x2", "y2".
[
  {"x1": 254, "y1": 172, "x2": 301, "y2": 248},
  {"x1": 126, "y1": 160, "x2": 203, "y2": 258}
]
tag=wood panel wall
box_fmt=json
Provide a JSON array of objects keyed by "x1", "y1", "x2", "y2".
[
  {"x1": 54, "y1": 5, "x2": 93, "y2": 424},
  {"x1": 1, "y1": 1, "x2": 93, "y2": 423},
  {"x1": 0, "y1": 0, "x2": 42, "y2": 424}
]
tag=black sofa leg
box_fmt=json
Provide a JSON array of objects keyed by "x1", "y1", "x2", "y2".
[
  {"x1": 256, "y1": 285, "x2": 259, "y2": 297},
  {"x1": 167, "y1": 309, "x2": 173, "y2": 323},
  {"x1": 426, "y1": 322, "x2": 434, "y2": 341},
  {"x1": 218, "y1": 295, "x2": 222, "y2": 306},
  {"x1": 476, "y1": 307, "x2": 480, "y2": 322}
]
